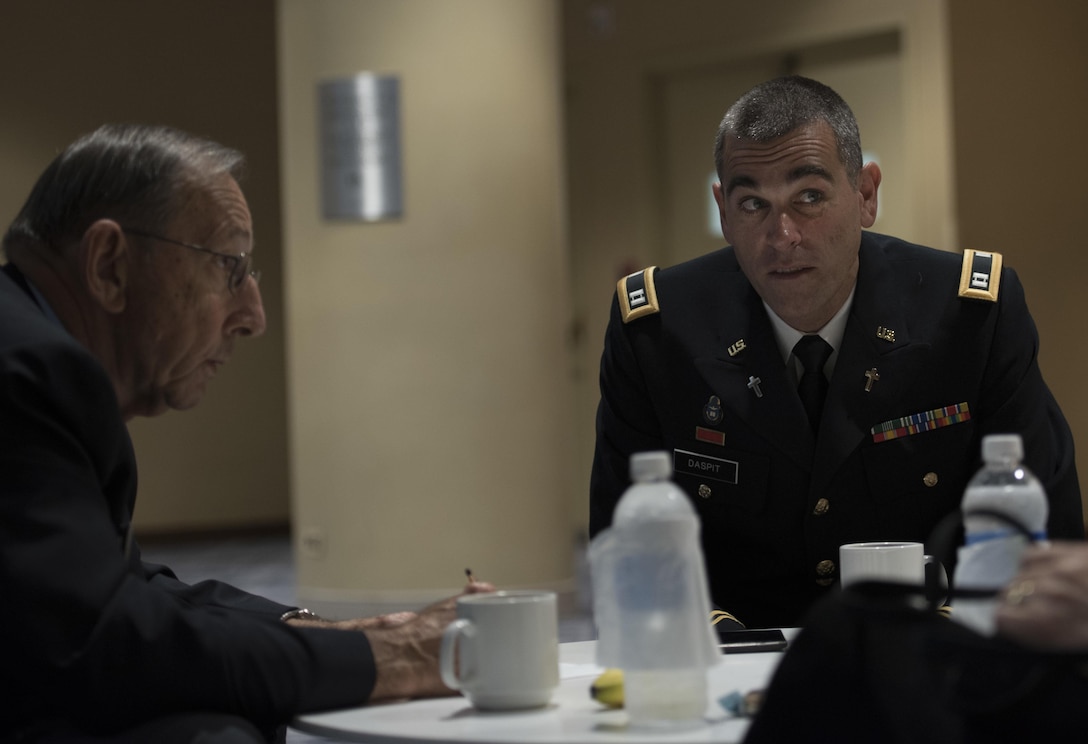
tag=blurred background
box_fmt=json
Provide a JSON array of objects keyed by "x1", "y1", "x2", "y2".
[{"x1": 1, "y1": 0, "x2": 1085, "y2": 619}]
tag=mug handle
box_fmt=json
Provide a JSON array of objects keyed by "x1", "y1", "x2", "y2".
[
  {"x1": 923, "y1": 554, "x2": 949, "y2": 605},
  {"x1": 440, "y1": 618, "x2": 474, "y2": 691}
]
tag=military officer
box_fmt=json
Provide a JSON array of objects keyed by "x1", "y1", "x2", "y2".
[{"x1": 588, "y1": 76, "x2": 1083, "y2": 629}]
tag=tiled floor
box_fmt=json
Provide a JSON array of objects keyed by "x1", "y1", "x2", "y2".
[{"x1": 140, "y1": 531, "x2": 595, "y2": 743}]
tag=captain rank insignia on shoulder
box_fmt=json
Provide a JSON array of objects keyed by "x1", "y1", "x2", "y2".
[
  {"x1": 958, "y1": 249, "x2": 1003, "y2": 302},
  {"x1": 618, "y1": 266, "x2": 660, "y2": 323}
]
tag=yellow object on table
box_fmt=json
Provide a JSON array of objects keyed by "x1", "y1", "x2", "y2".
[{"x1": 589, "y1": 668, "x2": 625, "y2": 708}]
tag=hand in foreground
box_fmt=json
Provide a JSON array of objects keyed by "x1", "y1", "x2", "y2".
[
  {"x1": 365, "y1": 577, "x2": 495, "y2": 701},
  {"x1": 995, "y1": 541, "x2": 1088, "y2": 651},
  {"x1": 284, "y1": 577, "x2": 495, "y2": 632}
]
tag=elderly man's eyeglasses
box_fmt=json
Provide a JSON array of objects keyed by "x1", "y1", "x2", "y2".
[{"x1": 122, "y1": 227, "x2": 261, "y2": 294}]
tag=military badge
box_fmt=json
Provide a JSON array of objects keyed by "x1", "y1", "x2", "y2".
[
  {"x1": 617, "y1": 266, "x2": 660, "y2": 323},
  {"x1": 703, "y1": 395, "x2": 723, "y2": 424},
  {"x1": 958, "y1": 250, "x2": 1003, "y2": 302},
  {"x1": 695, "y1": 427, "x2": 725, "y2": 447},
  {"x1": 871, "y1": 402, "x2": 971, "y2": 443}
]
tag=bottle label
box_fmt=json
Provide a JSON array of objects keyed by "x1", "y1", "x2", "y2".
[{"x1": 965, "y1": 529, "x2": 1047, "y2": 545}]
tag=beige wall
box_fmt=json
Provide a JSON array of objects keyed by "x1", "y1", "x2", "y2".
[
  {"x1": 2, "y1": 0, "x2": 1084, "y2": 563},
  {"x1": 948, "y1": 0, "x2": 1088, "y2": 513},
  {"x1": 0, "y1": 0, "x2": 289, "y2": 533},
  {"x1": 277, "y1": 0, "x2": 575, "y2": 613}
]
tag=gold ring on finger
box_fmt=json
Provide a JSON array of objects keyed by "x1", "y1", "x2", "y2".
[{"x1": 1004, "y1": 579, "x2": 1036, "y2": 606}]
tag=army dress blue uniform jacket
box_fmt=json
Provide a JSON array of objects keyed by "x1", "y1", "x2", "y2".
[
  {"x1": 589, "y1": 232, "x2": 1083, "y2": 629},
  {"x1": 0, "y1": 264, "x2": 375, "y2": 739}
]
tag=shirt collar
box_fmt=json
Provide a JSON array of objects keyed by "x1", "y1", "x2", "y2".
[{"x1": 765, "y1": 286, "x2": 856, "y2": 379}]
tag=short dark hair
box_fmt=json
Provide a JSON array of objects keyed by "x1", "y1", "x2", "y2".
[
  {"x1": 3, "y1": 124, "x2": 244, "y2": 256},
  {"x1": 714, "y1": 76, "x2": 862, "y2": 184}
]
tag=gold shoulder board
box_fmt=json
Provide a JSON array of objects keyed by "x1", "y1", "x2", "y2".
[
  {"x1": 617, "y1": 266, "x2": 660, "y2": 323},
  {"x1": 958, "y1": 249, "x2": 1002, "y2": 302}
]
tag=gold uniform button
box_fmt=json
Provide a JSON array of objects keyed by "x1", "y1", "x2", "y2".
[
  {"x1": 923, "y1": 472, "x2": 939, "y2": 487},
  {"x1": 698, "y1": 484, "x2": 712, "y2": 499},
  {"x1": 813, "y1": 498, "x2": 830, "y2": 515},
  {"x1": 816, "y1": 559, "x2": 836, "y2": 576}
]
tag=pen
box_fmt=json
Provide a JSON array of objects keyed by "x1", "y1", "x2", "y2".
[{"x1": 465, "y1": 567, "x2": 475, "y2": 583}]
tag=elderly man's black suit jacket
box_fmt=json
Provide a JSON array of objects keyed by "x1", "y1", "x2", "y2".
[{"x1": 0, "y1": 264, "x2": 373, "y2": 738}]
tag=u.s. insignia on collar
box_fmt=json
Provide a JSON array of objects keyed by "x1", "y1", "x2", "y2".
[
  {"x1": 618, "y1": 266, "x2": 660, "y2": 323},
  {"x1": 728, "y1": 339, "x2": 746, "y2": 357},
  {"x1": 958, "y1": 250, "x2": 1002, "y2": 302}
]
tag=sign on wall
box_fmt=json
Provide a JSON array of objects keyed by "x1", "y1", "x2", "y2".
[{"x1": 318, "y1": 73, "x2": 403, "y2": 221}]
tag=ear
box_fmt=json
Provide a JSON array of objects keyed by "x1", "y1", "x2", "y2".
[
  {"x1": 858, "y1": 162, "x2": 882, "y2": 229},
  {"x1": 712, "y1": 180, "x2": 733, "y2": 244},
  {"x1": 78, "y1": 220, "x2": 130, "y2": 313}
]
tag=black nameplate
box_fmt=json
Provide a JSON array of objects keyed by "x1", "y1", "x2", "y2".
[{"x1": 673, "y1": 449, "x2": 739, "y2": 485}]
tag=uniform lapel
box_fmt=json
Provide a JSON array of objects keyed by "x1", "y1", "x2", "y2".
[
  {"x1": 811, "y1": 236, "x2": 930, "y2": 493},
  {"x1": 692, "y1": 276, "x2": 814, "y2": 470}
]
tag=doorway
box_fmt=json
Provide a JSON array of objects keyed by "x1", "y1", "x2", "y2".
[{"x1": 654, "y1": 31, "x2": 904, "y2": 268}]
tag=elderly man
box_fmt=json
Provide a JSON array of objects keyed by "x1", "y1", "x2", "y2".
[
  {"x1": 0, "y1": 124, "x2": 488, "y2": 743},
  {"x1": 589, "y1": 76, "x2": 1082, "y2": 629}
]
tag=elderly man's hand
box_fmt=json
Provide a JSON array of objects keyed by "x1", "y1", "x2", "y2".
[
  {"x1": 363, "y1": 578, "x2": 496, "y2": 701},
  {"x1": 995, "y1": 541, "x2": 1088, "y2": 651}
]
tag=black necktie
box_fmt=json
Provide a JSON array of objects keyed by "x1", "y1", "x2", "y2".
[{"x1": 794, "y1": 335, "x2": 832, "y2": 431}]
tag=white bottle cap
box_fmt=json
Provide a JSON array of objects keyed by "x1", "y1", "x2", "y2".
[
  {"x1": 630, "y1": 451, "x2": 671, "y2": 482},
  {"x1": 982, "y1": 434, "x2": 1023, "y2": 464}
]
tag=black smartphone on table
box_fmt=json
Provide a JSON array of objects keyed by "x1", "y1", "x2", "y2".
[{"x1": 717, "y1": 628, "x2": 789, "y2": 654}]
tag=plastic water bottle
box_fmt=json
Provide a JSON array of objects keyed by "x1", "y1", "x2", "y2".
[
  {"x1": 952, "y1": 433, "x2": 1048, "y2": 635},
  {"x1": 589, "y1": 451, "x2": 719, "y2": 728}
]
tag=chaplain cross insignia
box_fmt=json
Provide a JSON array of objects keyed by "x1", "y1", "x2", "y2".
[
  {"x1": 864, "y1": 368, "x2": 880, "y2": 392},
  {"x1": 747, "y1": 375, "x2": 763, "y2": 398}
]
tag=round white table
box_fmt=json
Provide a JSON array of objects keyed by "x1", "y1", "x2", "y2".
[{"x1": 292, "y1": 633, "x2": 795, "y2": 743}]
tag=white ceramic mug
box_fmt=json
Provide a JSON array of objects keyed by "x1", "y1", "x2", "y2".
[
  {"x1": 839, "y1": 541, "x2": 944, "y2": 588},
  {"x1": 439, "y1": 590, "x2": 559, "y2": 710}
]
